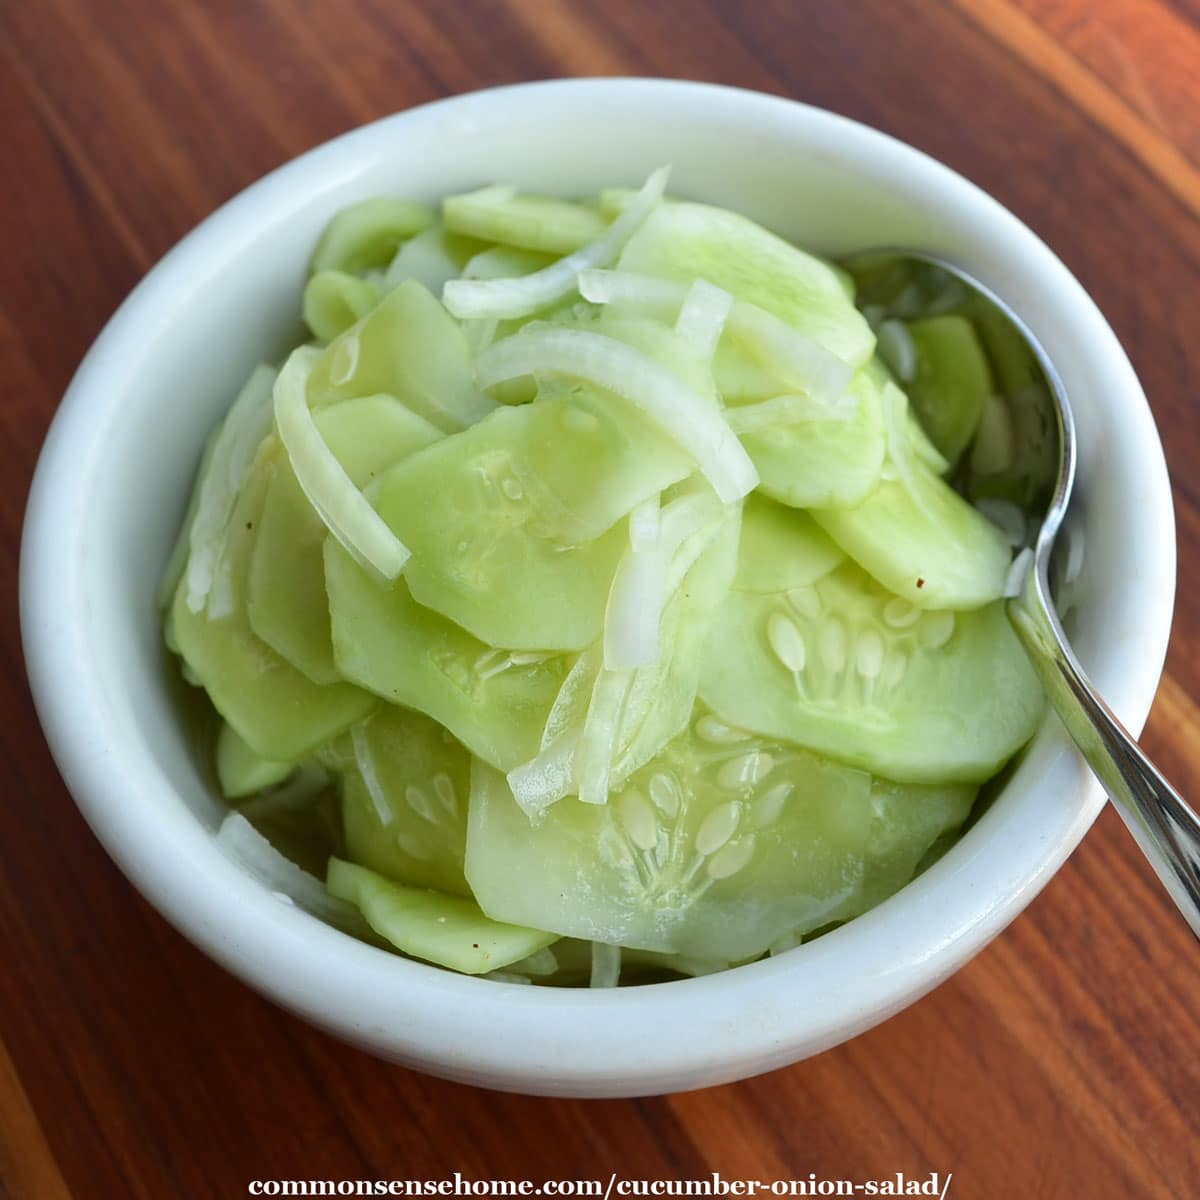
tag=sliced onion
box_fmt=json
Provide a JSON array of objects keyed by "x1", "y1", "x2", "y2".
[
  {"x1": 579, "y1": 270, "x2": 853, "y2": 404},
  {"x1": 576, "y1": 670, "x2": 633, "y2": 806},
  {"x1": 589, "y1": 942, "x2": 622, "y2": 988},
  {"x1": 216, "y1": 811, "x2": 363, "y2": 932},
  {"x1": 185, "y1": 365, "x2": 276, "y2": 614},
  {"x1": 628, "y1": 493, "x2": 661, "y2": 553},
  {"x1": 273, "y1": 347, "x2": 410, "y2": 581},
  {"x1": 603, "y1": 548, "x2": 668, "y2": 671},
  {"x1": 725, "y1": 301, "x2": 854, "y2": 403},
  {"x1": 603, "y1": 492, "x2": 718, "y2": 671},
  {"x1": 540, "y1": 646, "x2": 601, "y2": 751},
  {"x1": 476, "y1": 328, "x2": 757, "y2": 502},
  {"x1": 674, "y1": 279, "x2": 733, "y2": 360},
  {"x1": 577, "y1": 268, "x2": 684, "y2": 313},
  {"x1": 724, "y1": 392, "x2": 859, "y2": 434},
  {"x1": 351, "y1": 723, "x2": 393, "y2": 827},
  {"x1": 441, "y1": 167, "x2": 669, "y2": 320},
  {"x1": 506, "y1": 730, "x2": 580, "y2": 817}
]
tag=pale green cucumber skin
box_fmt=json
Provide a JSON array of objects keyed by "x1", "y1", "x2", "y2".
[
  {"x1": 327, "y1": 858, "x2": 556, "y2": 974},
  {"x1": 699, "y1": 561, "x2": 1045, "y2": 785},
  {"x1": 246, "y1": 396, "x2": 442, "y2": 685},
  {"x1": 323, "y1": 540, "x2": 568, "y2": 771},
  {"x1": 466, "y1": 716, "x2": 974, "y2": 961},
  {"x1": 171, "y1": 443, "x2": 375, "y2": 762}
]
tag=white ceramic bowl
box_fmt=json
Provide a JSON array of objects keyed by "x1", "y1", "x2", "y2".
[{"x1": 21, "y1": 79, "x2": 1175, "y2": 1097}]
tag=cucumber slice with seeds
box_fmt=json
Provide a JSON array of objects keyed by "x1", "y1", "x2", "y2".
[
  {"x1": 327, "y1": 706, "x2": 471, "y2": 896},
  {"x1": 467, "y1": 713, "x2": 973, "y2": 960},
  {"x1": 699, "y1": 560, "x2": 1044, "y2": 784}
]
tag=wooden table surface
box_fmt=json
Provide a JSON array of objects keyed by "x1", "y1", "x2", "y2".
[{"x1": 4, "y1": 1, "x2": 1199, "y2": 1196}]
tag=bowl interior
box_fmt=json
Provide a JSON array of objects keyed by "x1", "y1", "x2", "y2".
[{"x1": 22, "y1": 80, "x2": 1175, "y2": 1096}]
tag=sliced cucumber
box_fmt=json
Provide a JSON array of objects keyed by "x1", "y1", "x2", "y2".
[
  {"x1": 324, "y1": 540, "x2": 568, "y2": 770},
  {"x1": 171, "y1": 442, "x2": 375, "y2": 761},
  {"x1": 310, "y1": 197, "x2": 436, "y2": 275},
  {"x1": 383, "y1": 226, "x2": 486, "y2": 295},
  {"x1": 327, "y1": 858, "x2": 556, "y2": 974},
  {"x1": 736, "y1": 365, "x2": 886, "y2": 509},
  {"x1": 734, "y1": 494, "x2": 845, "y2": 594},
  {"x1": 307, "y1": 280, "x2": 493, "y2": 432},
  {"x1": 862, "y1": 355, "x2": 950, "y2": 475},
  {"x1": 303, "y1": 271, "x2": 379, "y2": 344},
  {"x1": 618, "y1": 201, "x2": 875, "y2": 366},
  {"x1": 247, "y1": 395, "x2": 442, "y2": 685},
  {"x1": 699, "y1": 560, "x2": 1044, "y2": 783},
  {"x1": 467, "y1": 714, "x2": 974, "y2": 960},
  {"x1": 216, "y1": 722, "x2": 294, "y2": 799},
  {"x1": 373, "y1": 404, "x2": 652, "y2": 650},
  {"x1": 463, "y1": 244, "x2": 556, "y2": 280},
  {"x1": 904, "y1": 315, "x2": 992, "y2": 467},
  {"x1": 712, "y1": 341, "x2": 788, "y2": 402},
  {"x1": 444, "y1": 185, "x2": 609, "y2": 254},
  {"x1": 330, "y1": 706, "x2": 471, "y2": 896},
  {"x1": 811, "y1": 450, "x2": 1011, "y2": 610}
]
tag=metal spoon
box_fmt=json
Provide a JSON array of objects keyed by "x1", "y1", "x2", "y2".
[{"x1": 843, "y1": 251, "x2": 1200, "y2": 938}]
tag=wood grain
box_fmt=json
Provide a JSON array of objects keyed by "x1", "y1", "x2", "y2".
[{"x1": 2, "y1": 2, "x2": 1197, "y2": 1197}]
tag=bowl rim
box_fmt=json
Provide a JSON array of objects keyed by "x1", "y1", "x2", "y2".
[{"x1": 20, "y1": 77, "x2": 1176, "y2": 1095}]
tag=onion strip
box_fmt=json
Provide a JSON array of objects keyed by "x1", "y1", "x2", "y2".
[
  {"x1": 673, "y1": 279, "x2": 733, "y2": 360},
  {"x1": 579, "y1": 269, "x2": 853, "y2": 403},
  {"x1": 476, "y1": 328, "x2": 757, "y2": 502},
  {"x1": 441, "y1": 167, "x2": 669, "y2": 319},
  {"x1": 273, "y1": 347, "x2": 410, "y2": 582},
  {"x1": 184, "y1": 365, "x2": 276, "y2": 614}
]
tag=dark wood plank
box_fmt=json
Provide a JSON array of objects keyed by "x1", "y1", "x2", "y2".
[{"x1": 1, "y1": 1, "x2": 1198, "y2": 1197}]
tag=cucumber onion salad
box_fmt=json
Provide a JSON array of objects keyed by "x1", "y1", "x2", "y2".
[{"x1": 163, "y1": 170, "x2": 1048, "y2": 986}]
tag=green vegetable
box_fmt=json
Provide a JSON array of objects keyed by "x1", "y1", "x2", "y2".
[
  {"x1": 327, "y1": 858, "x2": 556, "y2": 974},
  {"x1": 164, "y1": 172, "x2": 1045, "y2": 985}
]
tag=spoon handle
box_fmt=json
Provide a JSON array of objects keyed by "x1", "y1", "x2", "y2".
[{"x1": 1011, "y1": 570, "x2": 1200, "y2": 940}]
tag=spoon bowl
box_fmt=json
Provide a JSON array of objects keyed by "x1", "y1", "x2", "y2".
[{"x1": 846, "y1": 250, "x2": 1200, "y2": 938}]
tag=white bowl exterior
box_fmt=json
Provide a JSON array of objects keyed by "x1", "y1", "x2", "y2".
[{"x1": 21, "y1": 79, "x2": 1175, "y2": 1096}]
